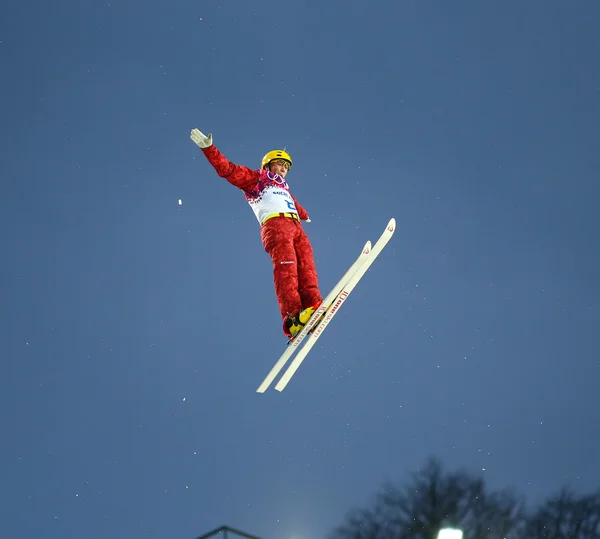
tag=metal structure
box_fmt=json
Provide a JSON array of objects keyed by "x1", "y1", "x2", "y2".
[{"x1": 195, "y1": 526, "x2": 264, "y2": 539}]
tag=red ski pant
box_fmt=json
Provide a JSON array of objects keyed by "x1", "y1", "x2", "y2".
[{"x1": 261, "y1": 217, "x2": 322, "y2": 320}]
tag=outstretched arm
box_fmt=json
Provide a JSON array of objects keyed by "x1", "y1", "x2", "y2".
[{"x1": 190, "y1": 128, "x2": 259, "y2": 192}]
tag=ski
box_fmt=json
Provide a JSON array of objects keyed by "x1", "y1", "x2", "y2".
[
  {"x1": 256, "y1": 240, "x2": 373, "y2": 393},
  {"x1": 274, "y1": 217, "x2": 396, "y2": 392}
]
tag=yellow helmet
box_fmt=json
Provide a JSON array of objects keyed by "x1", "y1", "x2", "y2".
[{"x1": 261, "y1": 149, "x2": 292, "y2": 170}]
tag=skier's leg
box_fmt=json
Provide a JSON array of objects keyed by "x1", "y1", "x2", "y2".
[
  {"x1": 295, "y1": 224, "x2": 323, "y2": 309},
  {"x1": 261, "y1": 218, "x2": 303, "y2": 322}
]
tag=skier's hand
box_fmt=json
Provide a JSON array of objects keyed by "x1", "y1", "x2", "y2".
[
  {"x1": 305, "y1": 218, "x2": 311, "y2": 223},
  {"x1": 190, "y1": 128, "x2": 213, "y2": 149}
]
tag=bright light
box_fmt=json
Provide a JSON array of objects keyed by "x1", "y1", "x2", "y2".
[{"x1": 437, "y1": 529, "x2": 463, "y2": 539}]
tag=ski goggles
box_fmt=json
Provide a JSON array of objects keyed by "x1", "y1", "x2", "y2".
[{"x1": 270, "y1": 159, "x2": 291, "y2": 170}]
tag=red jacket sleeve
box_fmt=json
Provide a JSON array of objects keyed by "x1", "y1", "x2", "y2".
[
  {"x1": 201, "y1": 144, "x2": 259, "y2": 192},
  {"x1": 291, "y1": 193, "x2": 309, "y2": 221}
]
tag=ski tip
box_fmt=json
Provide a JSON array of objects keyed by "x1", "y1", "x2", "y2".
[
  {"x1": 387, "y1": 217, "x2": 396, "y2": 232},
  {"x1": 362, "y1": 240, "x2": 372, "y2": 254}
]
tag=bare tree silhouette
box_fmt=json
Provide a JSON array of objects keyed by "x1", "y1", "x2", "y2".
[
  {"x1": 522, "y1": 487, "x2": 600, "y2": 539},
  {"x1": 329, "y1": 457, "x2": 525, "y2": 539}
]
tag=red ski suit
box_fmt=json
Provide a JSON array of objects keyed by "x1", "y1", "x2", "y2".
[{"x1": 201, "y1": 144, "x2": 322, "y2": 321}]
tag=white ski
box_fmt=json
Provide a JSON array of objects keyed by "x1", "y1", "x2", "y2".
[
  {"x1": 256, "y1": 240, "x2": 373, "y2": 393},
  {"x1": 274, "y1": 217, "x2": 396, "y2": 392}
]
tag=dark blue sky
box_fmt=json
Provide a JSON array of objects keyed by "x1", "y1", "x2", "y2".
[{"x1": 2, "y1": 1, "x2": 599, "y2": 538}]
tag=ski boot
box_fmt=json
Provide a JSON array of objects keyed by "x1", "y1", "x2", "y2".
[{"x1": 283, "y1": 300, "x2": 323, "y2": 340}]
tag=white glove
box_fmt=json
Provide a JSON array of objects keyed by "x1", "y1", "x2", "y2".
[
  {"x1": 305, "y1": 218, "x2": 311, "y2": 223},
  {"x1": 190, "y1": 128, "x2": 213, "y2": 149}
]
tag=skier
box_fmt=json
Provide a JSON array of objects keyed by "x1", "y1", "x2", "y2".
[{"x1": 190, "y1": 128, "x2": 323, "y2": 339}]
